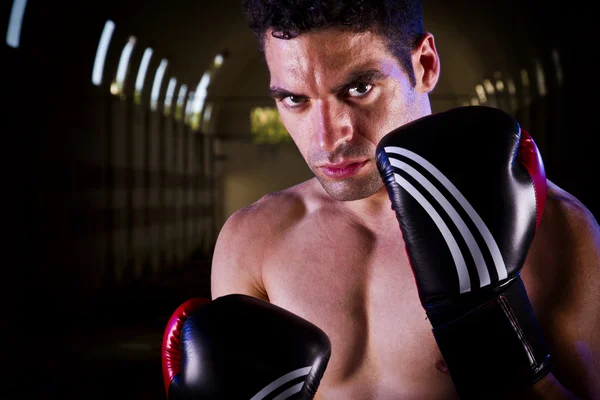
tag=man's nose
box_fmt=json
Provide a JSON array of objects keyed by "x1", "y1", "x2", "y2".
[{"x1": 314, "y1": 100, "x2": 353, "y2": 152}]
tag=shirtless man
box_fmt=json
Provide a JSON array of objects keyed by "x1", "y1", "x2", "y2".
[{"x1": 163, "y1": 0, "x2": 600, "y2": 399}]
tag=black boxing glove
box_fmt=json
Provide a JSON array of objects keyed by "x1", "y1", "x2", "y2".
[
  {"x1": 375, "y1": 106, "x2": 551, "y2": 398},
  {"x1": 161, "y1": 294, "x2": 331, "y2": 400}
]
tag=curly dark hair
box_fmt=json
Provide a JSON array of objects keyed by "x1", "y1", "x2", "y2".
[{"x1": 241, "y1": 0, "x2": 424, "y2": 86}]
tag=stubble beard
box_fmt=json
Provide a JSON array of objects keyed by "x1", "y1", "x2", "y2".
[
  {"x1": 314, "y1": 167, "x2": 384, "y2": 201},
  {"x1": 307, "y1": 140, "x2": 384, "y2": 201}
]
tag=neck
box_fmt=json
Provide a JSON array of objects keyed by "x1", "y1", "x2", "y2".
[{"x1": 338, "y1": 185, "x2": 399, "y2": 229}]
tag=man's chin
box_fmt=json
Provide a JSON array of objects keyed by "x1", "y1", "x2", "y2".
[{"x1": 315, "y1": 173, "x2": 383, "y2": 201}]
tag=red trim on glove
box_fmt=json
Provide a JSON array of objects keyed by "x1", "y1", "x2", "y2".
[
  {"x1": 161, "y1": 297, "x2": 211, "y2": 396},
  {"x1": 517, "y1": 129, "x2": 547, "y2": 231}
]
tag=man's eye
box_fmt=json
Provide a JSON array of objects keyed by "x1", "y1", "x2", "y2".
[
  {"x1": 348, "y1": 83, "x2": 373, "y2": 97},
  {"x1": 282, "y1": 95, "x2": 306, "y2": 107}
]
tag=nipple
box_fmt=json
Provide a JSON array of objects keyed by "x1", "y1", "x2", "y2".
[{"x1": 435, "y1": 360, "x2": 448, "y2": 374}]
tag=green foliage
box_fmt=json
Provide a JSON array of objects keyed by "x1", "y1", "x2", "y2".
[{"x1": 250, "y1": 107, "x2": 292, "y2": 144}]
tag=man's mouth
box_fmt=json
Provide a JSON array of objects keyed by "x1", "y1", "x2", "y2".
[{"x1": 319, "y1": 160, "x2": 369, "y2": 179}]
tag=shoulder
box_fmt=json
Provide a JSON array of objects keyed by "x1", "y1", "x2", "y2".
[
  {"x1": 210, "y1": 179, "x2": 319, "y2": 299},
  {"x1": 526, "y1": 179, "x2": 600, "y2": 321},
  {"x1": 528, "y1": 179, "x2": 600, "y2": 277},
  {"x1": 539, "y1": 180, "x2": 600, "y2": 251},
  {"x1": 526, "y1": 181, "x2": 600, "y2": 400},
  {"x1": 222, "y1": 179, "x2": 315, "y2": 238}
]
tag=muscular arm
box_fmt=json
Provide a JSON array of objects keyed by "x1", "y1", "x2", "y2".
[
  {"x1": 211, "y1": 206, "x2": 269, "y2": 301},
  {"x1": 521, "y1": 185, "x2": 600, "y2": 399}
]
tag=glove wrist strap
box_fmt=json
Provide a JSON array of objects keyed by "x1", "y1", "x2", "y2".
[{"x1": 430, "y1": 277, "x2": 551, "y2": 398}]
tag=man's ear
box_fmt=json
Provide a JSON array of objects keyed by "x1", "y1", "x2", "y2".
[{"x1": 412, "y1": 32, "x2": 440, "y2": 93}]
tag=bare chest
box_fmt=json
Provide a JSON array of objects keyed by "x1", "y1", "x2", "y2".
[{"x1": 262, "y1": 224, "x2": 458, "y2": 399}]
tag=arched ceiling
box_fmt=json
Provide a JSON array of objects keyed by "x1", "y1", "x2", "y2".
[
  {"x1": 53, "y1": 0, "x2": 571, "y2": 137},
  {"x1": 2, "y1": 0, "x2": 596, "y2": 214},
  {"x1": 110, "y1": 0, "x2": 559, "y2": 111}
]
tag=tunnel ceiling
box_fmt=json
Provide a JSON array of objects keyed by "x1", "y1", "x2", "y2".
[
  {"x1": 25, "y1": 0, "x2": 561, "y2": 143},
  {"x1": 109, "y1": 0, "x2": 563, "y2": 107}
]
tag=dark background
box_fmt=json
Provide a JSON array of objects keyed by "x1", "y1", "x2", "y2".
[{"x1": 1, "y1": 0, "x2": 596, "y2": 398}]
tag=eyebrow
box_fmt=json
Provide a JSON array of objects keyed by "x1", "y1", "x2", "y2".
[
  {"x1": 269, "y1": 86, "x2": 296, "y2": 99},
  {"x1": 330, "y1": 69, "x2": 388, "y2": 94},
  {"x1": 268, "y1": 68, "x2": 389, "y2": 99}
]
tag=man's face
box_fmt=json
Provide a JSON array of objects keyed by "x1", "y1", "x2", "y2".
[{"x1": 264, "y1": 28, "x2": 431, "y2": 201}]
